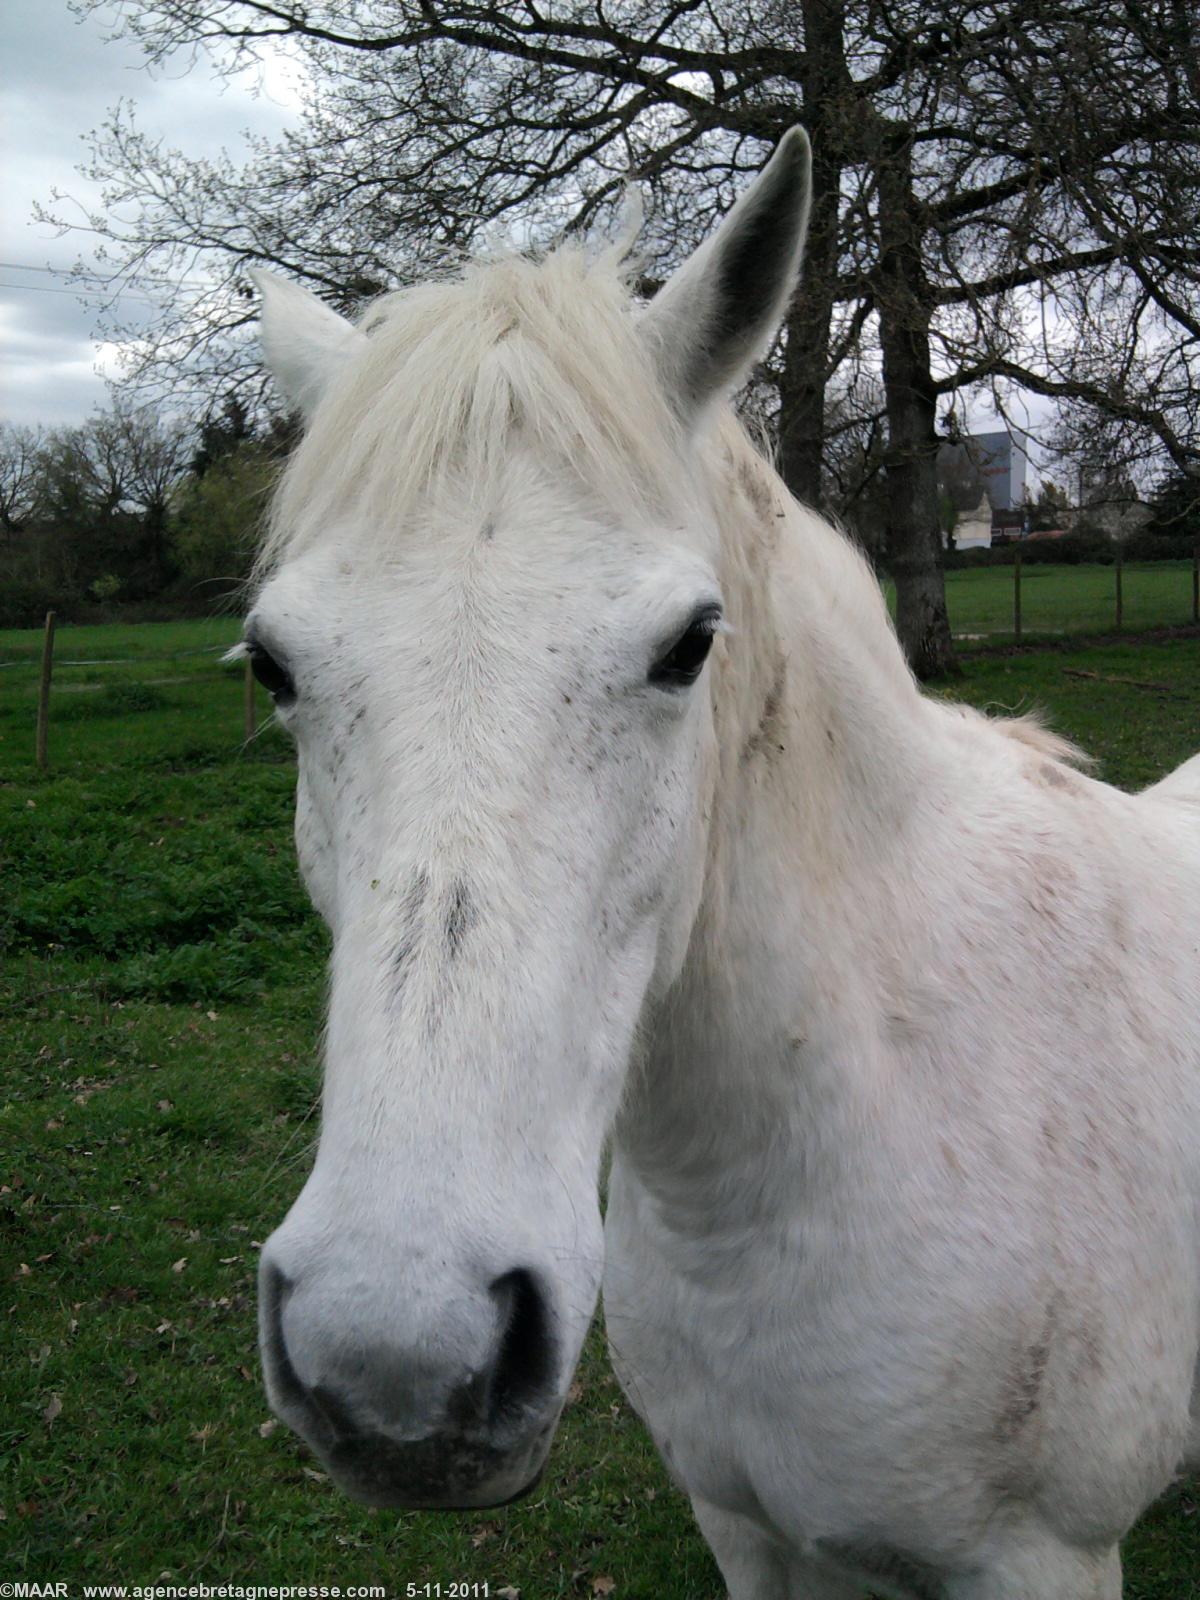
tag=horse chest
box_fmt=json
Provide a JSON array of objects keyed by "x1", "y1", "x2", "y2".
[{"x1": 603, "y1": 1154, "x2": 976, "y2": 1540}]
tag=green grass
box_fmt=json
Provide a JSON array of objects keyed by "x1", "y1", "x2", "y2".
[
  {"x1": 882, "y1": 558, "x2": 1198, "y2": 642},
  {"x1": 1, "y1": 614, "x2": 1197, "y2": 1596},
  {"x1": 0, "y1": 615, "x2": 243, "y2": 664}
]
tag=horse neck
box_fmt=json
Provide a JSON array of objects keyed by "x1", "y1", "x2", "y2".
[
  {"x1": 706, "y1": 419, "x2": 932, "y2": 888},
  {"x1": 620, "y1": 421, "x2": 943, "y2": 1212}
]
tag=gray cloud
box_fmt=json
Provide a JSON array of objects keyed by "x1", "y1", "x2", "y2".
[{"x1": 1, "y1": 0, "x2": 299, "y2": 426}]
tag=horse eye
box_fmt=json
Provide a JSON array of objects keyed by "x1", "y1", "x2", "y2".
[
  {"x1": 247, "y1": 642, "x2": 296, "y2": 703},
  {"x1": 649, "y1": 609, "x2": 722, "y2": 690}
]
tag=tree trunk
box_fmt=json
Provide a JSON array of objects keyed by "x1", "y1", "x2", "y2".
[
  {"x1": 875, "y1": 135, "x2": 957, "y2": 679},
  {"x1": 776, "y1": 0, "x2": 850, "y2": 512}
]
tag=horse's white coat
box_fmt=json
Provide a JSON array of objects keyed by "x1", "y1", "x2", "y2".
[{"x1": 251, "y1": 133, "x2": 1200, "y2": 1598}]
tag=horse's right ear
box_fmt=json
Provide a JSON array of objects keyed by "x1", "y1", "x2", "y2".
[
  {"x1": 641, "y1": 127, "x2": 811, "y2": 426},
  {"x1": 251, "y1": 269, "x2": 367, "y2": 419}
]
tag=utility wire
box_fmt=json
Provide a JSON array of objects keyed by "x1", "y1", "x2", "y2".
[
  {"x1": 0, "y1": 279, "x2": 162, "y2": 306},
  {"x1": 0, "y1": 259, "x2": 214, "y2": 289}
]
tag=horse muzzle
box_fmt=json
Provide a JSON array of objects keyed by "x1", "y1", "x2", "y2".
[{"x1": 257, "y1": 1252, "x2": 563, "y2": 1509}]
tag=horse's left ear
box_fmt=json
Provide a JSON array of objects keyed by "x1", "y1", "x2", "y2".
[
  {"x1": 641, "y1": 127, "x2": 811, "y2": 424},
  {"x1": 251, "y1": 269, "x2": 368, "y2": 419}
]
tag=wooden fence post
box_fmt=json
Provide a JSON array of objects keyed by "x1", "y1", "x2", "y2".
[
  {"x1": 1115, "y1": 540, "x2": 1123, "y2": 629},
  {"x1": 35, "y1": 610, "x2": 56, "y2": 771},
  {"x1": 1013, "y1": 543, "x2": 1022, "y2": 642},
  {"x1": 1193, "y1": 534, "x2": 1199, "y2": 624},
  {"x1": 243, "y1": 657, "x2": 256, "y2": 742}
]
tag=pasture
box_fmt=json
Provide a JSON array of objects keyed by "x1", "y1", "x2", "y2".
[
  {"x1": 2, "y1": 608, "x2": 1198, "y2": 1596},
  {"x1": 884, "y1": 558, "x2": 1198, "y2": 641}
]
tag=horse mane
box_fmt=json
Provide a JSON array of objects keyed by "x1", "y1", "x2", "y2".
[
  {"x1": 941, "y1": 703, "x2": 1094, "y2": 770},
  {"x1": 258, "y1": 243, "x2": 695, "y2": 576},
  {"x1": 991, "y1": 710, "x2": 1094, "y2": 769}
]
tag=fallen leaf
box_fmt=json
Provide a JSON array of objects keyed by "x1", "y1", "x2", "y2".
[
  {"x1": 591, "y1": 1579, "x2": 616, "y2": 1597},
  {"x1": 157, "y1": 1100, "x2": 174, "y2": 1113},
  {"x1": 171, "y1": 1258, "x2": 187, "y2": 1274},
  {"x1": 43, "y1": 1394, "x2": 62, "y2": 1425},
  {"x1": 258, "y1": 1419, "x2": 277, "y2": 1438},
  {"x1": 206, "y1": 1010, "x2": 219, "y2": 1021},
  {"x1": 565, "y1": 1380, "x2": 584, "y2": 1406},
  {"x1": 470, "y1": 1521, "x2": 499, "y2": 1547},
  {"x1": 496, "y1": 1589, "x2": 520, "y2": 1600}
]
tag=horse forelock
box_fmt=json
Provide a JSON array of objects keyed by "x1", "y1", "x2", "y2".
[{"x1": 257, "y1": 245, "x2": 697, "y2": 576}]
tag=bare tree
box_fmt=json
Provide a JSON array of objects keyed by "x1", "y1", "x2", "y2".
[
  {"x1": 48, "y1": 0, "x2": 1200, "y2": 674},
  {"x1": 23, "y1": 403, "x2": 189, "y2": 585},
  {"x1": 907, "y1": 0, "x2": 1200, "y2": 484},
  {"x1": 0, "y1": 423, "x2": 45, "y2": 535}
]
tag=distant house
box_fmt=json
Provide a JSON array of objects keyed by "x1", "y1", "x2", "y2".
[{"x1": 1071, "y1": 471, "x2": 1153, "y2": 541}]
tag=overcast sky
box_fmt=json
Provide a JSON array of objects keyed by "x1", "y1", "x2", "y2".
[{"x1": 0, "y1": 0, "x2": 302, "y2": 428}]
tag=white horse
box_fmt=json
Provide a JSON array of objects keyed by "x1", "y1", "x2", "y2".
[{"x1": 247, "y1": 130, "x2": 1200, "y2": 1599}]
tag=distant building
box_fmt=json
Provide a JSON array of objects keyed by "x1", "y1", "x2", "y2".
[
  {"x1": 938, "y1": 430, "x2": 1030, "y2": 550},
  {"x1": 1071, "y1": 468, "x2": 1153, "y2": 541},
  {"x1": 971, "y1": 430, "x2": 1028, "y2": 511}
]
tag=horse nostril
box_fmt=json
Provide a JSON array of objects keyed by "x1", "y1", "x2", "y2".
[
  {"x1": 259, "y1": 1257, "x2": 312, "y2": 1411},
  {"x1": 486, "y1": 1268, "x2": 556, "y2": 1426}
]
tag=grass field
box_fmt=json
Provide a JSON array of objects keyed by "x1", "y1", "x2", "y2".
[
  {"x1": 2, "y1": 605, "x2": 1198, "y2": 1597},
  {"x1": 883, "y1": 557, "x2": 1198, "y2": 641}
]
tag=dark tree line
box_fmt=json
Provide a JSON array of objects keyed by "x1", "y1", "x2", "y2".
[
  {"x1": 0, "y1": 400, "x2": 286, "y2": 626},
  {"x1": 49, "y1": 0, "x2": 1200, "y2": 674}
]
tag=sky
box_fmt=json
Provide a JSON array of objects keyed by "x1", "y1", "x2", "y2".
[{"x1": 0, "y1": 0, "x2": 303, "y2": 428}]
